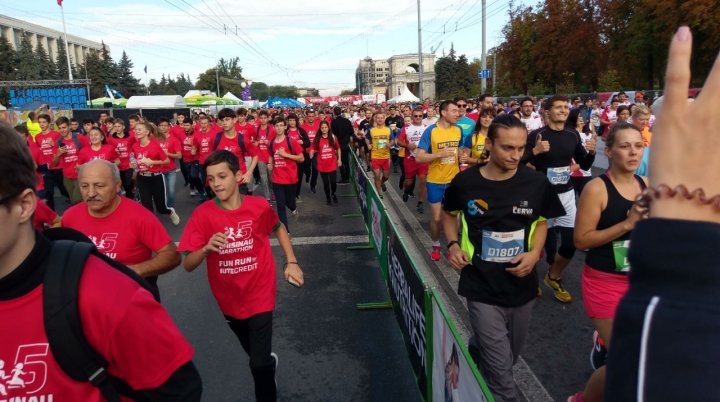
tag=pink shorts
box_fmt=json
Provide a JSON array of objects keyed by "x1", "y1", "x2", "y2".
[
  {"x1": 371, "y1": 159, "x2": 390, "y2": 172},
  {"x1": 581, "y1": 265, "x2": 629, "y2": 319}
]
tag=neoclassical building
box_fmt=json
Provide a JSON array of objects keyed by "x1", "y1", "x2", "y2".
[{"x1": 356, "y1": 53, "x2": 436, "y2": 100}]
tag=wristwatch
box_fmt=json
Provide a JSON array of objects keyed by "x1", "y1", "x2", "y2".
[{"x1": 447, "y1": 240, "x2": 460, "y2": 250}]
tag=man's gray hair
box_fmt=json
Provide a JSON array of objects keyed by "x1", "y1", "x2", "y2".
[{"x1": 77, "y1": 159, "x2": 121, "y2": 182}]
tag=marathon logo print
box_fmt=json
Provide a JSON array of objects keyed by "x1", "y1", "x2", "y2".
[
  {"x1": 467, "y1": 199, "x2": 488, "y2": 216},
  {"x1": 0, "y1": 344, "x2": 54, "y2": 402}
]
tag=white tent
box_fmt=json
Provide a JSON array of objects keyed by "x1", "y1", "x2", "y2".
[
  {"x1": 388, "y1": 84, "x2": 420, "y2": 103},
  {"x1": 125, "y1": 95, "x2": 187, "y2": 109},
  {"x1": 223, "y1": 92, "x2": 241, "y2": 102},
  {"x1": 184, "y1": 89, "x2": 216, "y2": 98},
  {"x1": 0, "y1": 103, "x2": 6, "y2": 111}
]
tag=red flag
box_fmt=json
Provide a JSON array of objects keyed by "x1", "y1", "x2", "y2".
[{"x1": 57, "y1": 0, "x2": 63, "y2": 6}]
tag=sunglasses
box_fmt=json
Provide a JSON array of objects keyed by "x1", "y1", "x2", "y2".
[
  {"x1": 457, "y1": 104, "x2": 467, "y2": 107},
  {"x1": 412, "y1": 114, "x2": 423, "y2": 117}
]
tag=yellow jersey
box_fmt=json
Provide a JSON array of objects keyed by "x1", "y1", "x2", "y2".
[
  {"x1": 418, "y1": 123, "x2": 462, "y2": 184},
  {"x1": 367, "y1": 126, "x2": 391, "y2": 160},
  {"x1": 470, "y1": 132, "x2": 486, "y2": 160}
]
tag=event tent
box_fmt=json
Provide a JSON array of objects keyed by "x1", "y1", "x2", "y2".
[
  {"x1": 388, "y1": 84, "x2": 420, "y2": 103},
  {"x1": 263, "y1": 97, "x2": 305, "y2": 108},
  {"x1": 223, "y1": 92, "x2": 241, "y2": 102},
  {"x1": 125, "y1": 95, "x2": 187, "y2": 108}
]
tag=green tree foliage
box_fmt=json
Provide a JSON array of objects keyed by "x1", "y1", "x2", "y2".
[
  {"x1": 195, "y1": 57, "x2": 245, "y2": 96},
  {"x1": 434, "y1": 44, "x2": 480, "y2": 99},
  {"x1": 55, "y1": 40, "x2": 70, "y2": 80},
  {"x1": 14, "y1": 33, "x2": 40, "y2": 80},
  {"x1": 117, "y1": 51, "x2": 142, "y2": 96},
  {"x1": 35, "y1": 41, "x2": 57, "y2": 79},
  {"x1": 495, "y1": 0, "x2": 720, "y2": 95}
]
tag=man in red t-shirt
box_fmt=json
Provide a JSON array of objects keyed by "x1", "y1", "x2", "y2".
[
  {"x1": 63, "y1": 159, "x2": 181, "y2": 291},
  {"x1": 0, "y1": 126, "x2": 201, "y2": 401},
  {"x1": 35, "y1": 113, "x2": 67, "y2": 210},
  {"x1": 179, "y1": 120, "x2": 205, "y2": 199},
  {"x1": 250, "y1": 110, "x2": 275, "y2": 201},
  {"x1": 52, "y1": 117, "x2": 89, "y2": 204},
  {"x1": 179, "y1": 149, "x2": 303, "y2": 402},
  {"x1": 193, "y1": 115, "x2": 219, "y2": 197},
  {"x1": 300, "y1": 109, "x2": 321, "y2": 192}
]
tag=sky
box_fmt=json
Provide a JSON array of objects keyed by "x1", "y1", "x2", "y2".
[{"x1": 1, "y1": 0, "x2": 530, "y2": 96}]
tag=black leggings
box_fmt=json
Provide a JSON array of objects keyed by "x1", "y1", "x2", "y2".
[
  {"x1": 320, "y1": 170, "x2": 337, "y2": 201},
  {"x1": 137, "y1": 173, "x2": 171, "y2": 214},
  {"x1": 119, "y1": 169, "x2": 134, "y2": 200},
  {"x1": 544, "y1": 226, "x2": 576, "y2": 265},
  {"x1": 272, "y1": 183, "x2": 296, "y2": 233},
  {"x1": 226, "y1": 311, "x2": 276, "y2": 402},
  {"x1": 310, "y1": 158, "x2": 319, "y2": 189}
]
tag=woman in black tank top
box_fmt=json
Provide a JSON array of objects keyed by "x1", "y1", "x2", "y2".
[{"x1": 568, "y1": 122, "x2": 649, "y2": 402}]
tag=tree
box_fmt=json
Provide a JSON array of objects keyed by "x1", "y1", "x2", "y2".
[
  {"x1": 0, "y1": 35, "x2": 15, "y2": 80},
  {"x1": 55, "y1": 40, "x2": 70, "y2": 80},
  {"x1": 80, "y1": 50, "x2": 105, "y2": 98},
  {"x1": 35, "y1": 41, "x2": 57, "y2": 79},
  {"x1": 195, "y1": 57, "x2": 245, "y2": 96},
  {"x1": 117, "y1": 51, "x2": 142, "y2": 97},
  {"x1": 340, "y1": 88, "x2": 358, "y2": 95},
  {"x1": 98, "y1": 41, "x2": 119, "y2": 89},
  {"x1": 14, "y1": 32, "x2": 40, "y2": 80}
]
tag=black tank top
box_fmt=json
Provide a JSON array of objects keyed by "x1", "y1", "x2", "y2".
[{"x1": 585, "y1": 174, "x2": 646, "y2": 275}]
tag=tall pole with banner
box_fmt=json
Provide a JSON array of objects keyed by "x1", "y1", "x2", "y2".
[{"x1": 57, "y1": 0, "x2": 73, "y2": 80}]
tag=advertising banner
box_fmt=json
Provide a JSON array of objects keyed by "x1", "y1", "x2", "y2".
[
  {"x1": 366, "y1": 179, "x2": 387, "y2": 279},
  {"x1": 387, "y1": 224, "x2": 429, "y2": 397},
  {"x1": 432, "y1": 297, "x2": 495, "y2": 402}
]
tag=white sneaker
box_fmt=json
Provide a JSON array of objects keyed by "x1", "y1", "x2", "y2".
[
  {"x1": 169, "y1": 208, "x2": 180, "y2": 225},
  {"x1": 291, "y1": 209, "x2": 298, "y2": 218},
  {"x1": 189, "y1": 189, "x2": 197, "y2": 197},
  {"x1": 271, "y1": 352, "x2": 278, "y2": 390}
]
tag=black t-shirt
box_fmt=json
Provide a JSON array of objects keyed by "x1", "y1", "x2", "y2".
[
  {"x1": 524, "y1": 127, "x2": 595, "y2": 193},
  {"x1": 358, "y1": 119, "x2": 371, "y2": 134},
  {"x1": 385, "y1": 115, "x2": 404, "y2": 129},
  {"x1": 443, "y1": 165, "x2": 565, "y2": 306},
  {"x1": 331, "y1": 116, "x2": 354, "y2": 147}
]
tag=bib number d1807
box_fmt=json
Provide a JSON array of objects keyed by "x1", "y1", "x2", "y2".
[
  {"x1": 547, "y1": 166, "x2": 571, "y2": 185},
  {"x1": 612, "y1": 240, "x2": 631, "y2": 272},
  {"x1": 481, "y1": 229, "x2": 525, "y2": 263}
]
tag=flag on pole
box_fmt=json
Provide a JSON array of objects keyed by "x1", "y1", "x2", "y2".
[
  {"x1": 57, "y1": 0, "x2": 63, "y2": 6},
  {"x1": 144, "y1": 65, "x2": 147, "y2": 74}
]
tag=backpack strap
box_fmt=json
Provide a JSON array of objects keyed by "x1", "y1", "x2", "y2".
[
  {"x1": 43, "y1": 240, "x2": 124, "y2": 402},
  {"x1": 214, "y1": 131, "x2": 248, "y2": 156},
  {"x1": 71, "y1": 133, "x2": 82, "y2": 150},
  {"x1": 212, "y1": 132, "x2": 222, "y2": 150}
]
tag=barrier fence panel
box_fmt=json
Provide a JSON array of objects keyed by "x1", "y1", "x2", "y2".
[
  {"x1": 387, "y1": 220, "x2": 432, "y2": 399},
  {"x1": 431, "y1": 294, "x2": 495, "y2": 402},
  {"x1": 365, "y1": 172, "x2": 389, "y2": 282}
]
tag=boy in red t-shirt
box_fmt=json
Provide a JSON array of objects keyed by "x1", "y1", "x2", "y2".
[
  {"x1": 179, "y1": 150, "x2": 303, "y2": 402},
  {"x1": 268, "y1": 117, "x2": 304, "y2": 234}
]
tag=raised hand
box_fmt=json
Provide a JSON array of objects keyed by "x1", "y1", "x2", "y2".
[{"x1": 533, "y1": 133, "x2": 550, "y2": 155}]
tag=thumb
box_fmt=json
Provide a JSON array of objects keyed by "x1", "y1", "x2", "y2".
[{"x1": 536, "y1": 133, "x2": 543, "y2": 143}]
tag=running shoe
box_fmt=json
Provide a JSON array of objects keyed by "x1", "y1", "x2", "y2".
[
  {"x1": 271, "y1": 352, "x2": 278, "y2": 390},
  {"x1": 537, "y1": 287, "x2": 542, "y2": 297},
  {"x1": 169, "y1": 208, "x2": 181, "y2": 226},
  {"x1": 326, "y1": 199, "x2": 332, "y2": 206},
  {"x1": 567, "y1": 392, "x2": 585, "y2": 402},
  {"x1": 189, "y1": 189, "x2": 197, "y2": 197},
  {"x1": 311, "y1": 186, "x2": 317, "y2": 194},
  {"x1": 409, "y1": 192, "x2": 415, "y2": 198},
  {"x1": 544, "y1": 273, "x2": 572, "y2": 303},
  {"x1": 416, "y1": 202, "x2": 424, "y2": 214},
  {"x1": 590, "y1": 330, "x2": 608, "y2": 370},
  {"x1": 431, "y1": 245, "x2": 441, "y2": 261},
  {"x1": 332, "y1": 194, "x2": 338, "y2": 204},
  {"x1": 402, "y1": 191, "x2": 409, "y2": 202},
  {"x1": 381, "y1": 183, "x2": 387, "y2": 192},
  {"x1": 291, "y1": 209, "x2": 298, "y2": 218},
  {"x1": 296, "y1": 196, "x2": 302, "y2": 203}
]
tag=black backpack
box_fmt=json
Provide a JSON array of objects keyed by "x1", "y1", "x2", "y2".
[
  {"x1": 42, "y1": 228, "x2": 160, "y2": 402},
  {"x1": 269, "y1": 136, "x2": 295, "y2": 156},
  {"x1": 58, "y1": 133, "x2": 83, "y2": 150},
  {"x1": 212, "y1": 131, "x2": 248, "y2": 156}
]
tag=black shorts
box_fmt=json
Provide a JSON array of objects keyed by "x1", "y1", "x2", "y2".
[{"x1": 605, "y1": 221, "x2": 720, "y2": 401}]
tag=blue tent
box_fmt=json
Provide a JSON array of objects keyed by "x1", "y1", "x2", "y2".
[{"x1": 264, "y1": 97, "x2": 305, "y2": 108}]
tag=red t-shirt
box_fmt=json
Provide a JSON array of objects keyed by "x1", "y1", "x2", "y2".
[
  {"x1": 250, "y1": 125, "x2": 275, "y2": 164},
  {"x1": 235, "y1": 122, "x2": 255, "y2": 140},
  {"x1": 169, "y1": 125, "x2": 185, "y2": 144},
  {"x1": 180, "y1": 132, "x2": 197, "y2": 163},
  {"x1": 0, "y1": 253, "x2": 193, "y2": 401},
  {"x1": 178, "y1": 196, "x2": 279, "y2": 319},
  {"x1": 313, "y1": 135, "x2": 340, "y2": 173},
  {"x1": 33, "y1": 198, "x2": 58, "y2": 230},
  {"x1": 301, "y1": 120, "x2": 320, "y2": 143},
  {"x1": 77, "y1": 144, "x2": 118, "y2": 166},
  {"x1": 192, "y1": 129, "x2": 216, "y2": 165},
  {"x1": 467, "y1": 110, "x2": 479, "y2": 122},
  {"x1": 270, "y1": 136, "x2": 302, "y2": 184},
  {"x1": 107, "y1": 135, "x2": 136, "y2": 170},
  {"x1": 34, "y1": 130, "x2": 61, "y2": 168},
  {"x1": 157, "y1": 136, "x2": 181, "y2": 173},
  {"x1": 131, "y1": 140, "x2": 168, "y2": 174},
  {"x1": 62, "y1": 197, "x2": 173, "y2": 266},
  {"x1": 286, "y1": 128, "x2": 307, "y2": 150},
  {"x1": 56, "y1": 135, "x2": 89, "y2": 179},
  {"x1": 214, "y1": 134, "x2": 256, "y2": 173},
  {"x1": 28, "y1": 141, "x2": 44, "y2": 191}
]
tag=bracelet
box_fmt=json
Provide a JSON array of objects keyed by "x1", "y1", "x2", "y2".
[
  {"x1": 446, "y1": 240, "x2": 460, "y2": 250},
  {"x1": 635, "y1": 184, "x2": 720, "y2": 212},
  {"x1": 283, "y1": 261, "x2": 299, "y2": 268}
]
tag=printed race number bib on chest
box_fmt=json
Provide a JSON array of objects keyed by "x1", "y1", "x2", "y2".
[
  {"x1": 481, "y1": 229, "x2": 525, "y2": 263},
  {"x1": 547, "y1": 166, "x2": 571, "y2": 185},
  {"x1": 612, "y1": 240, "x2": 630, "y2": 272},
  {"x1": 377, "y1": 139, "x2": 387, "y2": 149}
]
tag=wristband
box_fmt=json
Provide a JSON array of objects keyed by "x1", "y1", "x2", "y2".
[
  {"x1": 447, "y1": 240, "x2": 460, "y2": 250},
  {"x1": 283, "y1": 261, "x2": 299, "y2": 268},
  {"x1": 635, "y1": 184, "x2": 720, "y2": 212}
]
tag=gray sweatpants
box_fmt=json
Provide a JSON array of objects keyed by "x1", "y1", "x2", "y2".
[{"x1": 467, "y1": 299, "x2": 534, "y2": 402}]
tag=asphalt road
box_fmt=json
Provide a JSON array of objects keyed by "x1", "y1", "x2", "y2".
[{"x1": 54, "y1": 177, "x2": 422, "y2": 402}]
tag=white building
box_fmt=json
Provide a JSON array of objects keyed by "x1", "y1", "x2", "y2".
[
  {"x1": 0, "y1": 15, "x2": 104, "y2": 67},
  {"x1": 356, "y1": 53, "x2": 435, "y2": 100}
]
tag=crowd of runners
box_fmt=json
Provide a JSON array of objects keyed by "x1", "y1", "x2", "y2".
[{"x1": 0, "y1": 25, "x2": 719, "y2": 402}]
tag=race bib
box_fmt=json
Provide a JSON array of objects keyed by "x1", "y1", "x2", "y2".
[
  {"x1": 612, "y1": 240, "x2": 630, "y2": 272},
  {"x1": 441, "y1": 147, "x2": 457, "y2": 165},
  {"x1": 481, "y1": 229, "x2": 525, "y2": 263},
  {"x1": 377, "y1": 139, "x2": 387, "y2": 149},
  {"x1": 547, "y1": 166, "x2": 571, "y2": 185}
]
